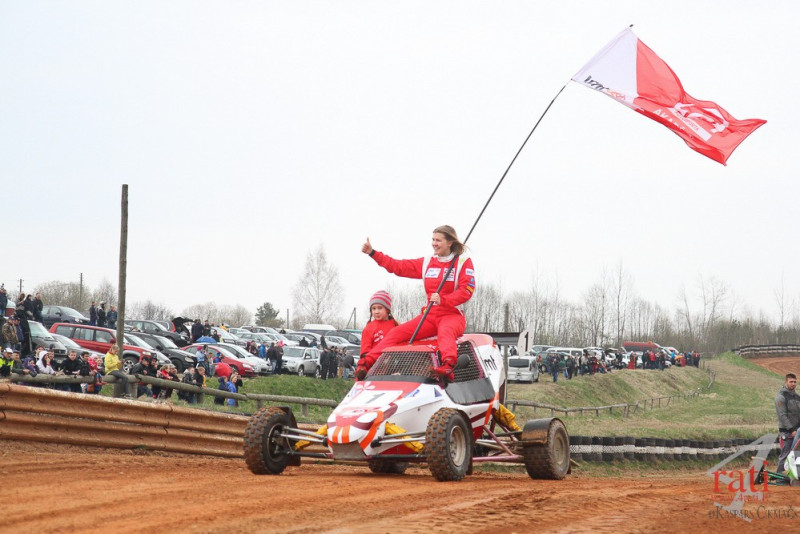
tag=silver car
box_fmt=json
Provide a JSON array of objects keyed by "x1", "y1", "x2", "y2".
[
  {"x1": 507, "y1": 356, "x2": 539, "y2": 383},
  {"x1": 281, "y1": 346, "x2": 321, "y2": 377}
]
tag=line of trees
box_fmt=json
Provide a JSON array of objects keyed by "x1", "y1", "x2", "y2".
[{"x1": 30, "y1": 255, "x2": 800, "y2": 355}]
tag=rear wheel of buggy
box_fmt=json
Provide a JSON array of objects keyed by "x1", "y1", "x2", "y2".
[
  {"x1": 243, "y1": 407, "x2": 293, "y2": 475},
  {"x1": 425, "y1": 408, "x2": 472, "y2": 482},
  {"x1": 367, "y1": 459, "x2": 409, "y2": 475},
  {"x1": 523, "y1": 418, "x2": 570, "y2": 480}
]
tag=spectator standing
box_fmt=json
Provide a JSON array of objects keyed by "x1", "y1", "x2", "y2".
[
  {"x1": 214, "y1": 375, "x2": 229, "y2": 405},
  {"x1": 191, "y1": 319, "x2": 203, "y2": 343},
  {"x1": 267, "y1": 343, "x2": 278, "y2": 373},
  {"x1": 227, "y1": 370, "x2": 241, "y2": 406},
  {"x1": 194, "y1": 365, "x2": 207, "y2": 392},
  {"x1": 566, "y1": 355, "x2": 575, "y2": 380},
  {"x1": 2, "y1": 316, "x2": 18, "y2": 349},
  {"x1": 194, "y1": 346, "x2": 207, "y2": 375},
  {"x1": 548, "y1": 353, "x2": 558, "y2": 383},
  {"x1": 299, "y1": 337, "x2": 309, "y2": 347},
  {"x1": 329, "y1": 348, "x2": 341, "y2": 379},
  {"x1": 0, "y1": 285, "x2": 7, "y2": 315},
  {"x1": 203, "y1": 320, "x2": 211, "y2": 337},
  {"x1": 276, "y1": 342, "x2": 284, "y2": 373},
  {"x1": 59, "y1": 350, "x2": 83, "y2": 393},
  {"x1": 179, "y1": 366, "x2": 197, "y2": 403},
  {"x1": 776, "y1": 373, "x2": 800, "y2": 474},
  {"x1": 320, "y1": 334, "x2": 328, "y2": 350},
  {"x1": 106, "y1": 306, "x2": 118, "y2": 329},
  {"x1": 33, "y1": 293, "x2": 43, "y2": 323},
  {"x1": 343, "y1": 351, "x2": 354, "y2": 380},
  {"x1": 88, "y1": 301, "x2": 98, "y2": 326},
  {"x1": 319, "y1": 348, "x2": 329, "y2": 380},
  {"x1": 97, "y1": 302, "x2": 107, "y2": 327},
  {"x1": 23, "y1": 294, "x2": 36, "y2": 320}
]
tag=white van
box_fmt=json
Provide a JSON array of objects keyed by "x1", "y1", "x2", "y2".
[{"x1": 302, "y1": 323, "x2": 336, "y2": 335}]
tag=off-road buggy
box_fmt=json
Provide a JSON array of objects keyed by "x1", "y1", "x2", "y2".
[{"x1": 243, "y1": 333, "x2": 570, "y2": 481}]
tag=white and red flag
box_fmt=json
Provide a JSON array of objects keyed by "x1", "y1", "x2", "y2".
[{"x1": 572, "y1": 27, "x2": 766, "y2": 165}]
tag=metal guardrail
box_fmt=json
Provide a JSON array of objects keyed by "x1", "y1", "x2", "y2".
[
  {"x1": 735, "y1": 344, "x2": 800, "y2": 358},
  {"x1": 0, "y1": 383, "x2": 245, "y2": 457},
  {"x1": 8, "y1": 373, "x2": 338, "y2": 418}
]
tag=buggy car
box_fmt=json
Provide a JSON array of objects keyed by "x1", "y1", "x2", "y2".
[{"x1": 243, "y1": 334, "x2": 570, "y2": 481}]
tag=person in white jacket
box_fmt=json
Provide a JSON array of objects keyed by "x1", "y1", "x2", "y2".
[{"x1": 36, "y1": 350, "x2": 57, "y2": 376}]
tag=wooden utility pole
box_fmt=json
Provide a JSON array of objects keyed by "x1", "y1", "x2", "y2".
[{"x1": 117, "y1": 185, "x2": 128, "y2": 349}]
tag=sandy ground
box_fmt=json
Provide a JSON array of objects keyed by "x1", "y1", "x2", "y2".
[
  {"x1": 0, "y1": 440, "x2": 798, "y2": 534},
  {"x1": 749, "y1": 356, "x2": 800, "y2": 377}
]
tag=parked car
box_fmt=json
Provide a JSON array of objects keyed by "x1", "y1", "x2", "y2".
[
  {"x1": 507, "y1": 355, "x2": 539, "y2": 383},
  {"x1": 281, "y1": 346, "x2": 321, "y2": 377},
  {"x1": 182, "y1": 343, "x2": 255, "y2": 377},
  {"x1": 128, "y1": 331, "x2": 197, "y2": 372},
  {"x1": 40, "y1": 306, "x2": 90, "y2": 328},
  {"x1": 321, "y1": 334, "x2": 359, "y2": 354},
  {"x1": 209, "y1": 326, "x2": 247, "y2": 347},
  {"x1": 215, "y1": 343, "x2": 270, "y2": 375},
  {"x1": 50, "y1": 333, "x2": 106, "y2": 368},
  {"x1": 49, "y1": 323, "x2": 160, "y2": 373},
  {"x1": 283, "y1": 331, "x2": 321, "y2": 346},
  {"x1": 125, "y1": 320, "x2": 188, "y2": 347},
  {"x1": 28, "y1": 320, "x2": 68, "y2": 361},
  {"x1": 327, "y1": 330, "x2": 361, "y2": 345},
  {"x1": 240, "y1": 325, "x2": 279, "y2": 334}
]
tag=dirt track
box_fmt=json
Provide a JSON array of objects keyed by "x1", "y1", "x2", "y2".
[
  {"x1": 1, "y1": 440, "x2": 798, "y2": 533},
  {"x1": 749, "y1": 356, "x2": 800, "y2": 377}
]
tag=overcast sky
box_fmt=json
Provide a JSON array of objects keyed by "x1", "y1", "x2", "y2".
[{"x1": 2, "y1": 1, "x2": 796, "y2": 326}]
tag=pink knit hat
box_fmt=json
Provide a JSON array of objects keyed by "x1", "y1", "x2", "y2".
[{"x1": 369, "y1": 290, "x2": 392, "y2": 313}]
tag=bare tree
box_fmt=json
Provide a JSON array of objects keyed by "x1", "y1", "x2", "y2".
[
  {"x1": 292, "y1": 246, "x2": 343, "y2": 324},
  {"x1": 127, "y1": 300, "x2": 174, "y2": 320},
  {"x1": 92, "y1": 278, "x2": 117, "y2": 307},
  {"x1": 611, "y1": 261, "x2": 632, "y2": 347},
  {"x1": 219, "y1": 304, "x2": 252, "y2": 327},
  {"x1": 385, "y1": 282, "x2": 426, "y2": 324},
  {"x1": 182, "y1": 302, "x2": 220, "y2": 323},
  {"x1": 774, "y1": 273, "x2": 790, "y2": 329},
  {"x1": 583, "y1": 281, "x2": 608, "y2": 346},
  {"x1": 34, "y1": 280, "x2": 84, "y2": 311}
]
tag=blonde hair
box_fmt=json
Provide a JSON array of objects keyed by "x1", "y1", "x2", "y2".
[{"x1": 433, "y1": 225, "x2": 464, "y2": 256}]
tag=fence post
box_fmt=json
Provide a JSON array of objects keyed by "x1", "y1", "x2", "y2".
[{"x1": 302, "y1": 403, "x2": 309, "y2": 417}]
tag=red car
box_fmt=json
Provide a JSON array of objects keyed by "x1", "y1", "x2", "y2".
[
  {"x1": 49, "y1": 323, "x2": 158, "y2": 373},
  {"x1": 183, "y1": 343, "x2": 255, "y2": 377}
]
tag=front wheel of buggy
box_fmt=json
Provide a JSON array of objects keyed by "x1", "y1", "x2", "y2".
[
  {"x1": 425, "y1": 408, "x2": 472, "y2": 482},
  {"x1": 367, "y1": 459, "x2": 408, "y2": 475},
  {"x1": 523, "y1": 418, "x2": 570, "y2": 480},
  {"x1": 243, "y1": 407, "x2": 293, "y2": 475}
]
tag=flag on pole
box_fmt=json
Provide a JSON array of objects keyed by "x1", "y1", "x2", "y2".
[{"x1": 572, "y1": 27, "x2": 765, "y2": 165}]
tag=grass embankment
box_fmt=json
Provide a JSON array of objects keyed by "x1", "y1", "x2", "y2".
[{"x1": 507, "y1": 352, "x2": 782, "y2": 440}]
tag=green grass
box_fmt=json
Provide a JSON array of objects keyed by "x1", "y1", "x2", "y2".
[{"x1": 505, "y1": 353, "x2": 783, "y2": 440}]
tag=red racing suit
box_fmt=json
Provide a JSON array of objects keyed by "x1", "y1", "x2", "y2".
[
  {"x1": 360, "y1": 319, "x2": 397, "y2": 356},
  {"x1": 359, "y1": 250, "x2": 475, "y2": 372}
]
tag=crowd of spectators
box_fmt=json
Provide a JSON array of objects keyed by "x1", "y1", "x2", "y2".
[{"x1": 539, "y1": 348, "x2": 701, "y2": 383}]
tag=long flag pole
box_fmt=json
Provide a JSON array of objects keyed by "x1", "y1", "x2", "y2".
[{"x1": 409, "y1": 84, "x2": 568, "y2": 344}]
